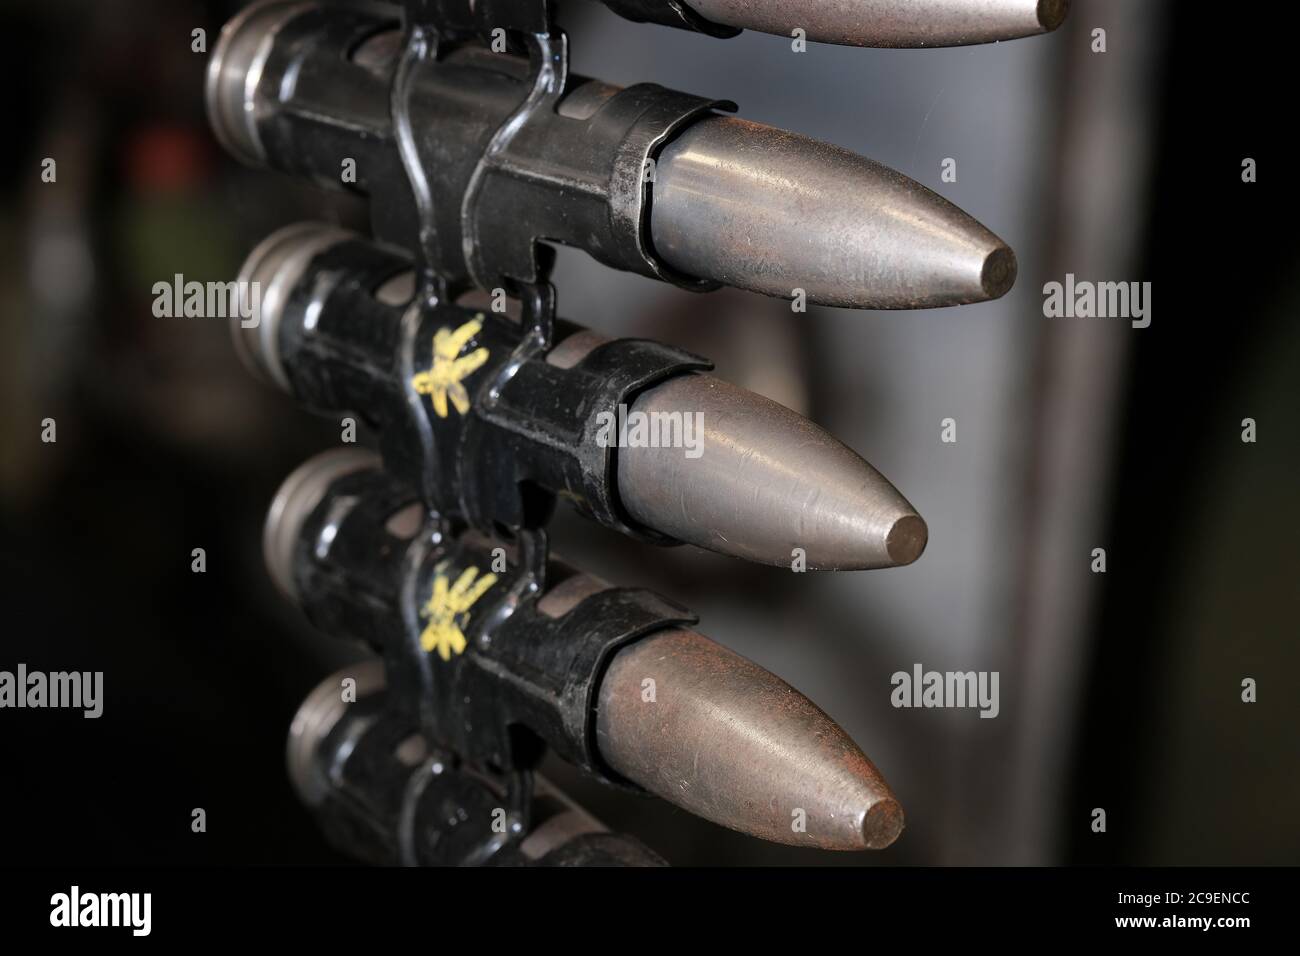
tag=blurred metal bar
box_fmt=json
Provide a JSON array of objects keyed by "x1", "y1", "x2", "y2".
[{"x1": 1005, "y1": 0, "x2": 1167, "y2": 865}]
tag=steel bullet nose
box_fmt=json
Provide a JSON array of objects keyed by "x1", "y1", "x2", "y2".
[
  {"x1": 616, "y1": 373, "x2": 925, "y2": 569},
  {"x1": 652, "y1": 117, "x2": 1017, "y2": 309},
  {"x1": 863, "y1": 796, "x2": 907, "y2": 849},
  {"x1": 982, "y1": 243, "x2": 1019, "y2": 300},
  {"x1": 886, "y1": 513, "x2": 929, "y2": 566},
  {"x1": 680, "y1": 0, "x2": 1068, "y2": 47},
  {"x1": 596, "y1": 628, "x2": 904, "y2": 850},
  {"x1": 1037, "y1": 0, "x2": 1071, "y2": 32}
]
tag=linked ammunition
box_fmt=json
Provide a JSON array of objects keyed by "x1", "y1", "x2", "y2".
[
  {"x1": 235, "y1": 223, "x2": 927, "y2": 570},
  {"x1": 207, "y1": 0, "x2": 1016, "y2": 309},
  {"x1": 268, "y1": 450, "x2": 905, "y2": 849}
]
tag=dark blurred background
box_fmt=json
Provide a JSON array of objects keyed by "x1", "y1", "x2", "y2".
[{"x1": 1, "y1": 0, "x2": 1295, "y2": 866}]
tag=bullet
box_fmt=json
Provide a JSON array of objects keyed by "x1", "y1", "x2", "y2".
[
  {"x1": 674, "y1": 0, "x2": 1070, "y2": 48},
  {"x1": 598, "y1": 628, "x2": 905, "y2": 849},
  {"x1": 289, "y1": 659, "x2": 668, "y2": 866},
  {"x1": 554, "y1": 330, "x2": 928, "y2": 568},
  {"x1": 651, "y1": 116, "x2": 1017, "y2": 309},
  {"x1": 206, "y1": 2, "x2": 1016, "y2": 309},
  {"x1": 621, "y1": 373, "x2": 929, "y2": 569},
  {"x1": 270, "y1": 451, "x2": 905, "y2": 850},
  {"x1": 237, "y1": 224, "x2": 926, "y2": 569}
]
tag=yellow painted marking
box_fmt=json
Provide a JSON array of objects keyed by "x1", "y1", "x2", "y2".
[
  {"x1": 410, "y1": 314, "x2": 490, "y2": 418},
  {"x1": 419, "y1": 563, "x2": 498, "y2": 661}
]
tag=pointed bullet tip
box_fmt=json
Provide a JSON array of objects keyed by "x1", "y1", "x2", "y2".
[
  {"x1": 863, "y1": 798, "x2": 906, "y2": 849},
  {"x1": 618, "y1": 374, "x2": 930, "y2": 569},
  {"x1": 652, "y1": 117, "x2": 1021, "y2": 309},
  {"x1": 1038, "y1": 0, "x2": 1071, "y2": 32},
  {"x1": 886, "y1": 514, "x2": 928, "y2": 566},
  {"x1": 981, "y1": 245, "x2": 1018, "y2": 300}
]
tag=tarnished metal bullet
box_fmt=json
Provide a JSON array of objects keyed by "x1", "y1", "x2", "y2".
[
  {"x1": 270, "y1": 451, "x2": 905, "y2": 850},
  {"x1": 552, "y1": 330, "x2": 928, "y2": 569},
  {"x1": 651, "y1": 116, "x2": 1017, "y2": 309},
  {"x1": 235, "y1": 224, "x2": 926, "y2": 569},
  {"x1": 675, "y1": 0, "x2": 1070, "y2": 48},
  {"x1": 622, "y1": 373, "x2": 928, "y2": 569},
  {"x1": 598, "y1": 628, "x2": 905, "y2": 849},
  {"x1": 206, "y1": 2, "x2": 1017, "y2": 309}
]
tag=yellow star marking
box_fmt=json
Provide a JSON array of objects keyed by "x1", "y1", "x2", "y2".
[
  {"x1": 418, "y1": 564, "x2": 498, "y2": 661},
  {"x1": 410, "y1": 315, "x2": 490, "y2": 418}
]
